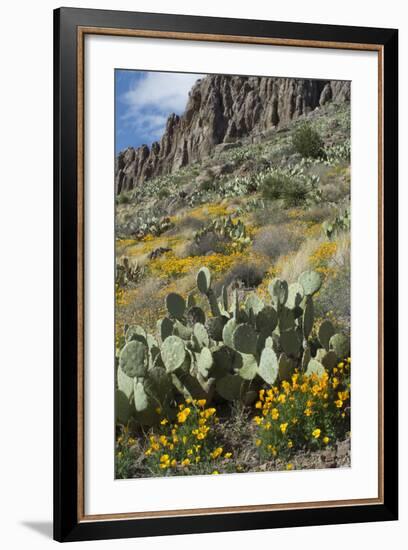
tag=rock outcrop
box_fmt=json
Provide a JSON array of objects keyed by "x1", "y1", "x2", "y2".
[{"x1": 115, "y1": 75, "x2": 350, "y2": 193}]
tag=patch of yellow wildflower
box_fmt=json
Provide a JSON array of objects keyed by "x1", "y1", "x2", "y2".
[
  {"x1": 188, "y1": 202, "x2": 232, "y2": 220},
  {"x1": 253, "y1": 358, "x2": 351, "y2": 461},
  {"x1": 143, "y1": 399, "x2": 233, "y2": 476},
  {"x1": 115, "y1": 426, "x2": 138, "y2": 478},
  {"x1": 150, "y1": 251, "x2": 242, "y2": 280},
  {"x1": 308, "y1": 241, "x2": 338, "y2": 279},
  {"x1": 287, "y1": 208, "x2": 304, "y2": 220},
  {"x1": 304, "y1": 223, "x2": 322, "y2": 239}
]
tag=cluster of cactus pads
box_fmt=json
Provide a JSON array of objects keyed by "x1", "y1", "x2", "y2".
[
  {"x1": 116, "y1": 257, "x2": 145, "y2": 287},
  {"x1": 322, "y1": 207, "x2": 350, "y2": 240},
  {"x1": 133, "y1": 216, "x2": 173, "y2": 240},
  {"x1": 116, "y1": 267, "x2": 350, "y2": 426},
  {"x1": 194, "y1": 216, "x2": 251, "y2": 250}
]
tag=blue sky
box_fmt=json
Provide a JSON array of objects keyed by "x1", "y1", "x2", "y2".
[{"x1": 115, "y1": 70, "x2": 203, "y2": 154}]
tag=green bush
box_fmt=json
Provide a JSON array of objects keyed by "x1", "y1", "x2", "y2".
[
  {"x1": 260, "y1": 171, "x2": 321, "y2": 208},
  {"x1": 260, "y1": 174, "x2": 290, "y2": 202},
  {"x1": 117, "y1": 192, "x2": 131, "y2": 205},
  {"x1": 292, "y1": 122, "x2": 325, "y2": 159},
  {"x1": 158, "y1": 188, "x2": 170, "y2": 199}
]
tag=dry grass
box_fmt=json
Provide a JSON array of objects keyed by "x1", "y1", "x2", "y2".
[
  {"x1": 279, "y1": 235, "x2": 323, "y2": 283},
  {"x1": 252, "y1": 223, "x2": 302, "y2": 261}
]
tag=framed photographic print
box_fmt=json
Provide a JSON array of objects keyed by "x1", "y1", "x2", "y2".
[{"x1": 54, "y1": 7, "x2": 398, "y2": 542}]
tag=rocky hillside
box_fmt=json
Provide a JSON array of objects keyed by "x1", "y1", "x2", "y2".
[{"x1": 115, "y1": 75, "x2": 350, "y2": 193}]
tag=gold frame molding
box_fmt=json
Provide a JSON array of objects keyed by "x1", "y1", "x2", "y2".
[{"x1": 76, "y1": 27, "x2": 384, "y2": 523}]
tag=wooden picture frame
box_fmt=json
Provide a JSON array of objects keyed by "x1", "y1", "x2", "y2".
[{"x1": 54, "y1": 7, "x2": 398, "y2": 542}]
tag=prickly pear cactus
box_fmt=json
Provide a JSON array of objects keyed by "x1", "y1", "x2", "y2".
[{"x1": 116, "y1": 265, "x2": 349, "y2": 426}]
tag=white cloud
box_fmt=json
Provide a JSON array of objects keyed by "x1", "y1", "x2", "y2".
[{"x1": 120, "y1": 72, "x2": 203, "y2": 145}]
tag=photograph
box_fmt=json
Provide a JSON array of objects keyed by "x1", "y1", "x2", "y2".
[{"x1": 114, "y1": 70, "x2": 352, "y2": 479}]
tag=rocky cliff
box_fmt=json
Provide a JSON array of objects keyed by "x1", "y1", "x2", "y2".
[{"x1": 115, "y1": 75, "x2": 350, "y2": 193}]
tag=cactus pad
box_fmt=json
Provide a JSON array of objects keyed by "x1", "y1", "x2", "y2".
[
  {"x1": 329, "y1": 333, "x2": 350, "y2": 359},
  {"x1": 125, "y1": 324, "x2": 147, "y2": 345},
  {"x1": 221, "y1": 285, "x2": 229, "y2": 312},
  {"x1": 216, "y1": 374, "x2": 247, "y2": 401},
  {"x1": 299, "y1": 270, "x2": 322, "y2": 296},
  {"x1": 305, "y1": 358, "x2": 326, "y2": 378},
  {"x1": 287, "y1": 282, "x2": 304, "y2": 309},
  {"x1": 193, "y1": 323, "x2": 209, "y2": 348},
  {"x1": 186, "y1": 292, "x2": 196, "y2": 308},
  {"x1": 278, "y1": 306, "x2": 295, "y2": 332},
  {"x1": 117, "y1": 365, "x2": 134, "y2": 400},
  {"x1": 302, "y1": 296, "x2": 314, "y2": 339},
  {"x1": 165, "y1": 292, "x2": 186, "y2": 319},
  {"x1": 197, "y1": 267, "x2": 211, "y2": 293},
  {"x1": 280, "y1": 329, "x2": 301, "y2": 356},
  {"x1": 245, "y1": 293, "x2": 264, "y2": 316},
  {"x1": 115, "y1": 390, "x2": 131, "y2": 424},
  {"x1": 256, "y1": 305, "x2": 278, "y2": 333},
  {"x1": 258, "y1": 347, "x2": 279, "y2": 385},
  {"x1": 197, "y1": 347, "x2": 213, "y2": 377},
  {"x1": 211, "y1": 345, "x2": 233, "y2": 378},
  {"x1": 119, "y1": 340, "x2": 148, "y2": 378},
  {"x1": 134, "y1": 380, "x2": 150, "y2": 412},
  {"x1": 206, "y1": 316, "x2": 228, "y2": 342},
  {"x1": 321, "y1": 350, "x2": 338, "y2": 370},
  {"x1": 235, "y1": 352, "x2": 258, "y2": 380},
  {"x1": 232, "y1": 323, "x2": 258, "y2": 355},
  {"x1": 269, "y1": 278, "x2": 289, "y2": 306},
  {"x1": 318, "y1": 320, "x2": 335, "y2": 351},
  {"x1": 278, "y1": 353, "x2": 294, "y2": 381},
  {"x1": 222, "y1": 318, "x2": 237, "y2": 348},
  {"x1": 186, "y1": 306, "x2": 206, "y2": 326},
  {"x1": 144, "y1": 366, "x2": 173, "y2": 405},
  {"x1": 157, "y1": 317, "x2": 173, "y2": 342},
  {"x1": 173, "y1": 320, "x2": 193, "y2": 340},
  {"x1": 161, "y1": 335, "x2": 186, "y2": 372}
]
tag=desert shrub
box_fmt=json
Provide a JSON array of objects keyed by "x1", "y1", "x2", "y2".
[
  {"x1": 185, "y1": 231, "x2": 229, "y2": 257},
  {"x1": 167, "y1": 215, "x2": 204, "y2": 236},
  {"x1": 300, "y1": 205, "x2": 334, "y2": 224},
  {"x1": 216, "y1": 261, "x2": 266, "y2": 290},
  {"x1": 158, "y1": 188, "x2": 170, "y2": 199},
  {"x1": 321, "y1": 184, "x2": 340, "y2": 204},
  {"x1": 284, "y1": 178, "x2": 314, "y2": 207},
  {"x1": 261, "y1": 173, "x2": 291, "y2": 202},
  {"x1": 198, "y1": 177, "x2": 215, "y2": 192},
  {"x1": 260, "y1": 168, "x2": 321, "y2": 208},
  {"x1": 321, "y1": 181, "x2": 349, "y2": 203},
  {"x1": 292, "y1": 122, "x2": 325, "y2": 159},
  {"x1": 251, "y1": 206, "x2": 289, "y2": 227},
  {"x1": 254, "y1": 359, "x2": 351, "y2": 464},
  {"x1": 252, "y1": 224, "x2": 301, "y2": 261},
  {"x1": 117, "y1": 192, "x2": 131, "y2": 205}
]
